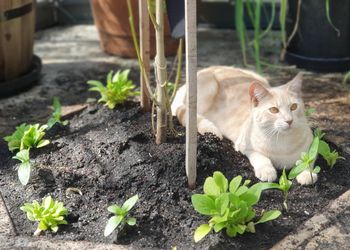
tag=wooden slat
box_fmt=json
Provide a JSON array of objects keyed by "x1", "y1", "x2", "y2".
[
  {"x1": 185, "y1": 0, "x2": 197, "y2": 189},
  {"x1": 138, "y1": 0, "x2": 151, "y2": 111}
]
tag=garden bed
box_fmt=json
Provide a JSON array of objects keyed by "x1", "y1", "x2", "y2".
[{"x1": 0, "y1": 101, "x2": 349, "y2": 250}]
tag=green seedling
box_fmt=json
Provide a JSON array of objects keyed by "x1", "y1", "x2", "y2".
[
  {"x1": 104, "y1": 194, "x2": 139, "y2": 237},
  {"x1": 87, "y1": 69, "x2": 139, "y2": 109},
  {"x1": 304, "y1": 108, "x2": 316, "y2": 117},
  {"x1": 191, "y1": 172, "x2": 281, "y2": 242},
  {"x1": 4, "y1": 123, "x2": 50, "y2": 152},
  {"x1": 3, "y1": 123, "x2": 30, "y2": 152},
  {"x1": 12, "y1": 149, "x2": 32, "y2": 185},
  {"x1": 264, "y1": 169, "x2": 292, "y2": 211},
  {"x1": 20, "y1": 196, "x2": 68, "y2": 236},
  {"x1": 47, "y1": 97, "x2": 68, "y2": 129}
]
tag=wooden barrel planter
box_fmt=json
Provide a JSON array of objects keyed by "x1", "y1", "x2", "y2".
[
  {"x1": 0, "y1": 0, "x2": 35, "y2": 81},
  {"x1": 0, "y1": 0, "x2": 40, "y2": 97},
  {"x1": 91, "y1": 0, "x2": 179, "y2": 58}
]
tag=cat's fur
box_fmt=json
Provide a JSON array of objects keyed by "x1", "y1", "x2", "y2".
[{"x1": 172, "y1": 66, "x2": 316, "y2": 185}]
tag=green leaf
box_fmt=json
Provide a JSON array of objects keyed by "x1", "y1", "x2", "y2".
[
  {"x1": 255, "y1": 210, "x2": 281, "y2": 224},
  {"x1": 3, "y1": 123, "x2": 30, "y2": 152},
  {"x1": 104, "y1": 215, "x2": 123, "y2": 237},
  {"x1": 18, "y1": 162, "x2": 31, "y2": 185},
  {"x1": 288, "y1": 162, "x2": 309, "y2": 180},
  {"x1": 309, "y1": 137, "x2": 320, "y2": 160},
  {"x1": 229, "y1": 176, "x2": 242, "y2": 193},
  {"x1": 13, "y1": 149, "x2": 30, "y2": 163},
  {"x1": 304, "y1": 108, "x2": 316, "y2": 117},
  {"x1": 313, "y1": 166, "x2": 321, "y2": 174},
  {"x1": 194, "y1": 224, "x2": 211, "y2": 242},
  {"x1": 126, "y1": 217, "x2": 136, "y2": 226},
  {"x1": 279, "y1": 168, "x2": 292, "y2": 192},
  {"x1": 215, "y1": 193, "x2": 229, "y2": 215},
  {"x1": 107, "y1": 205, "x2": 124, "y2": 215},
  {"x1": 121, "y1": 194, "x2": 139, "y2": 211},
  {"x1": 213, "y1": 222, "x2": 227, "y2": 233},
  {"x1": 37, "y1": 139, "x2": 50, "y2": 148},
  {"x1": 246, "y1": 221, "x2": 256, "y2": 233},
  {"x1": 213, "y1": 171, "x2": 228, "y2": 193},
  {"x1": 203, "y1": 177, "x2": 220, "y2": 197},
  {"x1": 191, "y1": 194, "x2": 217, "y2": 216}
]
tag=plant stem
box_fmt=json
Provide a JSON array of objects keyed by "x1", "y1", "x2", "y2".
[
  {"x1": 170, "y1": 39, "x2": 184, "y2": 103},
  {"x1": 155, "y1": 0, "x2": 168, "y2": 144},
  {"x1": 34, "y1": 227, "x2": 42, "y2": 236}
]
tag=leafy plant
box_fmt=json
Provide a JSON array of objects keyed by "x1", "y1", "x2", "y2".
[
  {"x1": 191, "y1": 172, "x2": 281, "y2": 242},
  {"x1": 304, "y1": 108, "x2": 316, "y2": 117},
  {"x1": 13, "y1": 149, "x2": 32, "y2": 185},
  {"x1": 288, "y1": 129, "x2": 343, "y2": 181},
  {"x1": 47, "y1": 97, "x2": 68, "y2": 129},
  {"x1": 20, "y1": 196, "x2": 68, "y2": 236},
  {"x1": 3, "y1": 123, "x2": 30, "y2": 152},
  {"x1": 87, "y1": 70, "x2": 139, "y2": 109},
  {"x1": 264, "y1": 168, "x2": 292, "y2": 211},
  {"x1": 4, "y1": 124, "x2": 49, "y2": 152},
  {"x1": 343, "y1": 70, "x2": 350, "y2": 84},
  {"x1": 104, "y1": 194, "x2": 139, "y2": 237}
]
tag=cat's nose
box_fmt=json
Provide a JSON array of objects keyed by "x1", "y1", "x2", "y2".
[{"x1": 286, "y1": 120, "x2": 293, "y2": 126}]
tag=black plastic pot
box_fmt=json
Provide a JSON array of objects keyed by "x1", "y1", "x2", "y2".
[
  {"x1": 286, "y1": 0, "x2": 350, "y2": 72},
  {"x1": 166, "y1": 0, "x2": 185, "y2": 38}
]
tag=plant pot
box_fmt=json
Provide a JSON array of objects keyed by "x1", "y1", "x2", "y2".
[
  {"x1": 166, "y1": 0, "x2": 185, "y2": 38},
  {"x1": 90, "y1": 0, "x2": 178, "y2": 58},
  {"x1": 0, "y1": 0, "x2": 36, "y2": 82},
  {"x1": 285, "y1": 0, "x2": 350, "y2": 72}
]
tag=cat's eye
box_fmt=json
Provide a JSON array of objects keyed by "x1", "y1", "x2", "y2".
[
  {"x1": 269, "y1": 107, "x2": 279, "y2": 114},
  {"x1": 290, "y1": 103, "x2": 298, "y2": 111}
]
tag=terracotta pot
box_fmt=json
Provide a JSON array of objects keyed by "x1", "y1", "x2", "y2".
[{"x1": 91, "y1": 0, "x2": 178, "y2": 58}]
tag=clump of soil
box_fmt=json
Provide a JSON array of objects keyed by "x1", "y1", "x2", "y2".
[{"x1": 0, "y1": 102, "x2": 349, "y2": 250}]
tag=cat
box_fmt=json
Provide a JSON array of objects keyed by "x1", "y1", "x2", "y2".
[{"x1": 171, "y1": 66, "x2": 316, "y2": 185}]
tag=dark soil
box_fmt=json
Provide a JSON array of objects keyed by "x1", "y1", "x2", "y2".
[{"x1": 0, "y1": 101, "x2": 349, "y2": 250}]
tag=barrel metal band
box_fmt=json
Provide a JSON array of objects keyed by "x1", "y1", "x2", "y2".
[{"x1": 0, "y1": 3, "x2": 33, "y2": 22}]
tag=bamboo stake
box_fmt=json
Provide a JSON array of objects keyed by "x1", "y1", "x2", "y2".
[
  {"x1": 185, "y1": 0, "x2": 197, "y2": 189},
  {"x1": 139, "y1": 0, "x2": 151, "y2": 111},
  {"x1": 155, "y1": 0, "x2": 168, "y2": 144}
]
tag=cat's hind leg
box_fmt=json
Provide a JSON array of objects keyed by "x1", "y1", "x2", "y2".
[{"x1": 174, "y1": 104, "x2": 223, "y2": 139}]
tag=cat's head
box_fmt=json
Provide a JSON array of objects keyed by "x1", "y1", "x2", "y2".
[{"x1": 249, "y1": 73, "x2": 307, "y2": 135}]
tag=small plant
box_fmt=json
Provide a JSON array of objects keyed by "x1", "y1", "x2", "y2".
[
  {"x1": 87, "y1": 69, "x2": 139, "y2": 109},
  {"x1": 265, "y1": 168, "x2": 292, "y2": 211},
  {"x1": 104, "y1": 194, "x2": 139, "y2": 237},
  {"x1": 20, "y1": 196, "x2": 68, "y2": 236},
  {"x1": 4, "y1": 123, "x2": 50, "y2": 152},
  {"x1": 288, "y1": 129, "x2": 343, "y2": 181},
  {"x1": 191, "y1": 172, "x2": 281, "y2": 242},
  {"x1": 12, "y1": 149, "x2": 32, "y2": 185},
  {"x1": 47, "y1": 97, "x2": 68, "y2": 129}
]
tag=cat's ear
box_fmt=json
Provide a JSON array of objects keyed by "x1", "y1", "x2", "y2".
[
  {"x1": 286, "y1": 72, "x2": 303, "y2": 96},
  {"x1": 249, "y1": 82, "x2": 271, "y2": 107}
]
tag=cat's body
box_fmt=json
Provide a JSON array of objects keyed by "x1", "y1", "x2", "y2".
[{"x1": 172, "y1": 66, "x2": 316, "y2": 185}]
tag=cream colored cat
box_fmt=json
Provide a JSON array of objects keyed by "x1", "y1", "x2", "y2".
[{"x1": 172, "y1": 66, "x2": 316, "y2": 185}]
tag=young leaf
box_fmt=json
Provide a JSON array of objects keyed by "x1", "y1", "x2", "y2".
[
  {"x1": 121, "y1": 194, "x2": 139, "y2": 211},
  {"x1": 126, "y1": 217, "x2": 136, "y2": 226},
  {"x1": 3, "y1": 123, "x2": 30, "y2": 152},
  {"x1": 288, "y1": 162, "x2": 309, "y2": 180},
  {"x1": 18, "y1": 162, "x2": 31, "y2": 185},
  {"x1": 229, "y1": 176, "x2": 242, "y2": 193},
  {"x1": 309, "y1": 137, "x2": 320, "y2": 160},
  {"x1": 255, "y1": 210, "x2": 281, "y2": 224},
  {"x1": 213, "y1": 171, "x2": 228, "y2": 193},
  {"x1": 191, "y1": 194, "x2": 217, "y2": 216},
  {"x1": 313, "y1": 166, "x2": 321, "y2": 174},
  {"x1": 203, "y1": 177, "x2": 221, "y2": 197},
  {"x1": 104, "y1": 215, "x2": 123, "y2": 237},
  {"x1": 194, "y1": 224, "x2": 211, "y2": 242},
  {"x1": 215, "y1": 193, "x2": 229, "y2": 215}
]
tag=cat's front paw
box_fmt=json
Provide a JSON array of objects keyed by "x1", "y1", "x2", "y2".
[
  {"x1": 254, "y1": 166, "x2": 277, "y2": 182},
  {"x1": 296, "y1": 171, "x2": 318, "y2": 185}
]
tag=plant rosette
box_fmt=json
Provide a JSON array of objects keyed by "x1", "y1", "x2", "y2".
[
  {"x1": 191, "y1": 172, "x2": 281, "y2": 242},
  {"x1": 104, "y1": 194, "x2": 139, "y2": 237},
  {"x1": 20, "y1": 196, "x2": 69, "y2": 236}
]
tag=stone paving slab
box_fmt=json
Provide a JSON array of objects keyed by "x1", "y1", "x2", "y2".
[{"x1": 271, "y1": 189, "x2": 350, "y2": 250}]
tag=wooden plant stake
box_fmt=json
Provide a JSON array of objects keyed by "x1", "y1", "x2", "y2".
[
  {"x1": 139, "y1": 0, "x2": 151, "y2": 112},
  {"x1": 185, "y1": 0, "x2": 197, "y2": 189},
  {"x1": 155, "y1": 0, "x2": 168, "y2": 144}
]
